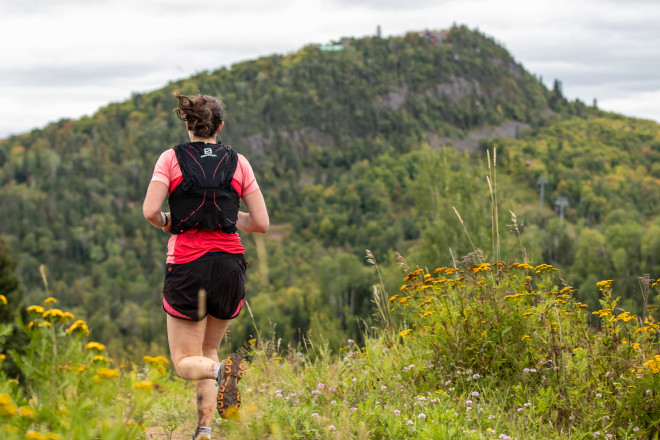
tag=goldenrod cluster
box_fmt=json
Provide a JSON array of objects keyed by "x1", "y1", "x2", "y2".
[
  {"x1": 143, "y1": 355, "x2": 170, "y2": 367},
  {"x1": 643, "y1": 355, "x2": 660, "y2": 374}
]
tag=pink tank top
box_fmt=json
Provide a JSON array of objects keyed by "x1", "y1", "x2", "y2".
[{"x1": 151, "y1": 148, "x2": 260, "y2": 264}]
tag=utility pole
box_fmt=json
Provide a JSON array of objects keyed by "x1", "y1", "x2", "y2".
[
  {"x1": 537, "y1": 176, "x2": 549, "y2": 210},
  {"x1": 555, "y1": 196, "x2": 569, "y2": 226}
]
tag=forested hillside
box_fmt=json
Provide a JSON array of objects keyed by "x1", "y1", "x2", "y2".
[{"x1": 1, "y1": 25, "x2": 658, "y2": 359}]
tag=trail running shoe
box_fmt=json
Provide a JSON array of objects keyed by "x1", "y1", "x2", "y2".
[
  {"x1": 216, "y1": 353, "x2": 244, "y2": 419},
  {"x1": 192, "y1": 426, "x2": 211, "y2": 440}
]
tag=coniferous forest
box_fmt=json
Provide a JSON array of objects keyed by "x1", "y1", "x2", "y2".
[{"x1": 1, "y1": 25, "x2": 659, "y2": 362}]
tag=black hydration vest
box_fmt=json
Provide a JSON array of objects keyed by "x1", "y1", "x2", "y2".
[{"x1": 169, "y1": 142, "x2": 240, "y2": 234}]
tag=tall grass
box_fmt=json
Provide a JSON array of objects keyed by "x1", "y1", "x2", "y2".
[{"x1": 2, "y1": 148, "x2": 658, "y2": 439}]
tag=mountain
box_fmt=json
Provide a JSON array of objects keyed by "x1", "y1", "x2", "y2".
[{"x1": 0, "y1": 25, "x2": 658, "y2": 358}]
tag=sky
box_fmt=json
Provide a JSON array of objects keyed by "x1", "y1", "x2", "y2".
[{"x1": 1, "y1": 0, "x2": 659, "y2": 139}]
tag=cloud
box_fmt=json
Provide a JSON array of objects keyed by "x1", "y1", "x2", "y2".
[
  {"x1": 1, "y1": 0, "x2": 659, "y2": 138},
  {"x1": 0, "y1": 63, "x2": 160, "y2": 87},
  {"x1": 330, "y1": 0, "x2": 441, "y2": 9},
  {"x1": 0, "y1": 0, "x2": 112, "y2": 14}
]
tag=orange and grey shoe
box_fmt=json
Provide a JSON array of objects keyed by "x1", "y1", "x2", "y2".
[
  {"x1": 191, "y1": 426, "x2": 211, "y2": 440},
  {"x1": 216, "y1": 353, "x2": 244, "y2": 419}
]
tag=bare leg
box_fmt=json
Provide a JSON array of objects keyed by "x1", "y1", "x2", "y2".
[
  {"x1": 166, "y1": 315, "x2": 231, "y2": 430},
  {"x1": 198, "y1": 317, "x2": 231, "y2": 428},
  {"x1": 166, "y1": 315, "x2": 217, "y2": 380}
]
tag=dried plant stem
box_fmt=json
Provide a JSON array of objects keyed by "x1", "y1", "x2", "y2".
[
  {"x1": 510, "y1": 210, "x2": 528, "y2": 263},
  {"x1": 366, "y1": 250, "x2": 392, "y2": 328},
  {"x1": 487, "y1": 149, "x2": 500, "y2": 261},
  {"x1": 453, "y1": 206, "x2": 477, "y2": 252}
]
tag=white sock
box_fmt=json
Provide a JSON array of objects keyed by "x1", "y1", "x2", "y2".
[
  {"x1": 213, "y1": 361, "x2": 222, "y2": 381},
  {"x1": 195, "y1": 426, "x2": 211, "y2": 439}
]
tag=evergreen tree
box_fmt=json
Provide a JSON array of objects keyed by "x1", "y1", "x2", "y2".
[{"x1": 0, "y1": 236, "x2": 29, "y2": 378}]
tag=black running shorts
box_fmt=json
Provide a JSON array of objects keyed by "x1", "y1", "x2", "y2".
[{"x1": 162, "y1": 252, "x2": 246, "y2": 321}]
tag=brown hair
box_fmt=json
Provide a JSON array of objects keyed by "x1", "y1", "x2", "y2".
[{"x1": 173, "y1": 92, "x2": 225, "y2": 139}]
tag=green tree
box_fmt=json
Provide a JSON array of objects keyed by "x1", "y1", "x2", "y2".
[{"x1": 0, "y1": 236, "x2": 29, "y2": 377}]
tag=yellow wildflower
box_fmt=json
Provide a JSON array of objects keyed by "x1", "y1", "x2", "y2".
[
  {"x1": 76, "y1": 364, "x2": 88, "y2": 373},
  {"x1": 25, "y1": 431, "x2": 45, "y2": 440},
  {"x1": 61, "y1": 312, "x2": 74, "y2": 321},
  {"x1": 521, "y1": 335, "x2": 531, "y2": 341},
  {"x1": 0, "y1": 394, "x2": 13, "y2": 405},
  {"x1": 66, "y1": 320, "x2": 90, "y2": 336},
  {"x1": 432, "y1": 278, "x2": 451, "y2": 285},
  {"x1": 509, "y1": 262, "x2": 534, "y2": 270},
  {"x1": 17, "y1": 406, "x2": 36, "y2": 418},
  {"x1": 38, "y1": 322, "x2": 52, "y2": 328},
  {"x1": 632, "y1": 343, "x2": 640, "y2": 350},
  {"x1": 92, "y1": 355, "x2": 108, "y2": 363},
  {"x1": 45, "y1": 434, "x2": 59, "y2": 440},
  {"x1": 445, "y1": 268, "x2": 460, "y2": 275},
  {"x1": 132, "y1": 380, "x2": 153, "y2": 391},
  {"x1": 143, "y1": 355, "x2": 170, "y2": 366},
  {"x1": 504, "y1": 293, "x2": 524, "y2": 300},
  {"x1": 468, "y1": 263, "x2": 492, "y2": 273},
  {"x1": 418, "y1": 298, "x2": 433, "y2": 307},
  {"x1": 535, "y1": 264, "x2": 557, "y2": 274},
  {"x1": 44, "y1": 297, "x2": 57, "y2": 305},
  {"x1": 95, "y1": 368, "x2": 120, "y2": 379},
  {"x1": 423, "y1": 310, "x2": 436, "y2": 317},
  {"x1": 403, "y1": 269, "x2": 424, "y2": 282},
  {"x1": 248, "y1": 339, "x2": 256, "y2": 345},
  {"x1": 42, "y1": 309, "x2": 66, "y2": 321},
  {"x1": 481, "y1": 330, "x2": 487, "y2": 338},
  {"x1": 86, "y1": 342, "x2": 106, "y2": 351},
  {"x1": 0, "y1": 354, "x2": 5, "y2": 363},
  {"x1": 399, "y1": 329, "x2": 413, "y2": 338},
  {"x1": 592, "y1": 309, "x2": 612, "y2": 318},
  {"x1": 389, "y1": 294, "x2": 400, "y2": 303},
  {"x1": 652, "y1": 278, "x2": 660, "y2": 289},
  {"x1": 433, "y1": 267, "x2": 447, "y2": 273},
  {"x1": 0, "y1": 295, "x2": 7, "y2": 306},
  {"x1": 26, "y1": 305, "x2": 45, "y2": 314},
  {"x1": 616, "y1": 312, "x2": 636, "y2": 322},
  {"x1": 399, "y1": 296, "x2": 411, "y2": 304},
  {"x1": 0, "y1": 402, "x2": 17, "y2": 416},
  {"x1": 523, "y1": 312, "x2": 535, "y2": 317},
  {"x1": 643, "y1": 355, "x2": 660, "y2": 374},
  {"x1": 596, "y1": 280, "x2": 613, "y2": 290}
]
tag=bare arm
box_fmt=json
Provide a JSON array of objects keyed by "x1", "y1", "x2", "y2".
[
  {"x1": 143, "y1": 181, "x2": 171, "y2": 232},
  {"x1": 237, "y1": 189, "x2": 269, "y2": 233}
]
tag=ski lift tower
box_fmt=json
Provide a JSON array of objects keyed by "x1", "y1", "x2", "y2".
[
  {"x1": 554, "y1": 196, "x2": 569, "y2": 226},
  {"x1": 537, "y1": 176, "x2": 549, "y2": 210}
]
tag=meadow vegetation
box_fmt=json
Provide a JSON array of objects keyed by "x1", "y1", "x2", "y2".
[
  {"x1": 3, "y1": 25, "x2": 658, "y2": 360},
  {"x1": 1, "y1": 254, "x2": 658, "y2": 439},
  {"x1": 0, "y1": 24, "x2": 659, "y2": 439}
]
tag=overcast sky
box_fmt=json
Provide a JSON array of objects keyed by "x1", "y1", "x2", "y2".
[{"x1": 1, "y1": 0, "x2": 659, "y2": 139}]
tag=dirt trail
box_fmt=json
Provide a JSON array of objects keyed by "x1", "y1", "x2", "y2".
[{"x1": 144, "y1": 426, "x2": 196, "y2": 440}]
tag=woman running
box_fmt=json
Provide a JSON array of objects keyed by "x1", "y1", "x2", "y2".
[{"x1": 143, "y1": 92, "x2": 269, "y2": 440}]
